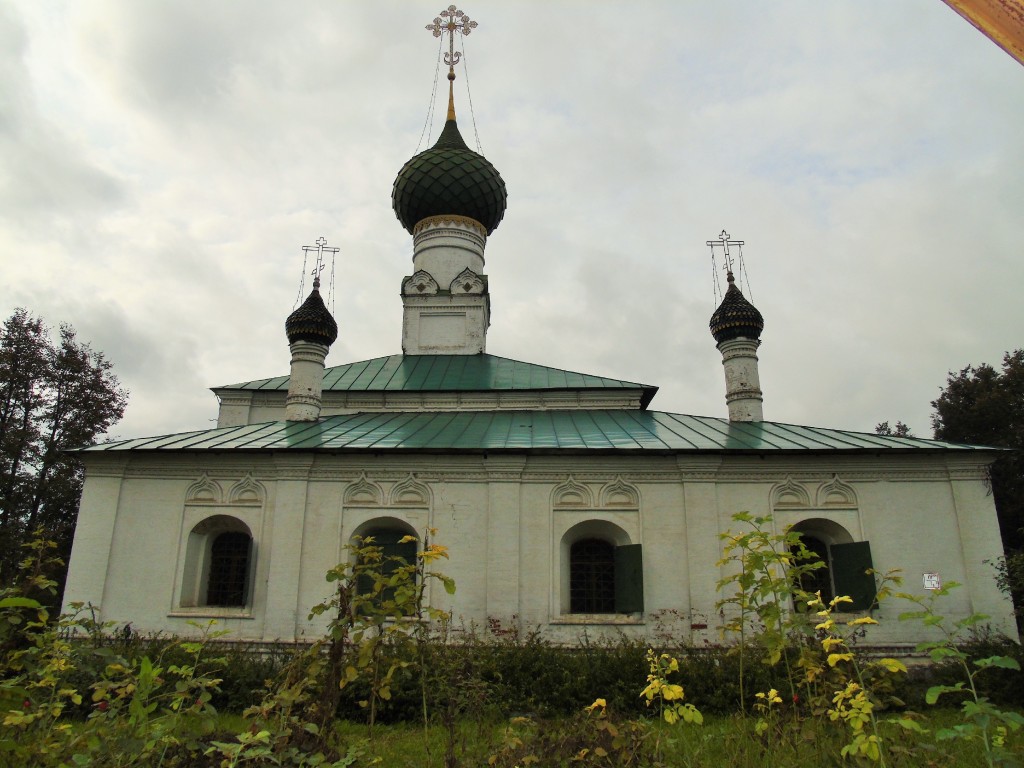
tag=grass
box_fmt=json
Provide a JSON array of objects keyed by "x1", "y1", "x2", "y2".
[{"x1": 204, "y1": 710, "x2": 1024, "y2": 767}]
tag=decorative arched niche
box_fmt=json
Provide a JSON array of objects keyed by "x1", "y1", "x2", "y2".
[
  {"x1": 185, "y1": 474, "x2": 223, "y2": 505},
  {"x1": 449, "y1": 268, "x2": 485, "y2": 295},
  {"x1": 388, "y1": 474, "x2": 431, "y2": 507},
  {"x1": 816, "y1": 476, "x2": 857, "y2": 508},
  {"x1": 402, "y1": 270, "x2": 439, "y2": 296},
  {"x1": 770, "y1": 477, "x2": 810, "y2": 509},
  {"x1": 228, "y1": 474, "x2": 265, "y2": 505},
  {"x1": 344, "y1": 473, "x2": 384, "y2": 506},
  {"x1": 598, "y1": 477, "x2": 639, "y2": 508},
  {"x1": 552, "y1": 476, "x2": 594, "y2": 508}
]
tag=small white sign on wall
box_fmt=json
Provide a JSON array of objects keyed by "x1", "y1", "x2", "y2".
[{"x1": 922, "y1": 572, "x2": 942, "y2": 591}]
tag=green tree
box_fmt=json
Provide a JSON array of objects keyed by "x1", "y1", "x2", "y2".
[
  {"x1": 875, "y1": 421, "x2": 914, "y2": 438},
  {"x1": 932, "y1": 351, "x2": 1024, "y2": 626},
  {"x1": 0, "y1": 308, "x2": 127, "y2": 601},
  {"x1": 931, "y1": 350, "x2": 1024, "y2": 553}
]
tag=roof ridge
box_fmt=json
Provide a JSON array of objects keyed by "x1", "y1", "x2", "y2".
[
  {"x1": 213, "y1": 353, "x2": 658, "y2": 395},
  {"x1": 78, "y1": 410, "x2": 1000, "y2": 453}
]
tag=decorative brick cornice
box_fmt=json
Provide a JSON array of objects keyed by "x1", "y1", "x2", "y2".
[{"x1": 413, "y1": 214, "x2": 488, "y2": 239}]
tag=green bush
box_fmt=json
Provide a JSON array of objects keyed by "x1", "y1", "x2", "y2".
[
  {"x1": 61, "y1": 625, "x2": 962, "y2": 726},
  {"x1": 915, "y1": 629, "x2": 1024, "y2": 709},
  {"x1": 323, "y1": 624, "x2": 786, "y2": 720}
]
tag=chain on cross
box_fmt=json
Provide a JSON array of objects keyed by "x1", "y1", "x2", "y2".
[{"x1": 426, "y1": 5, "x2": 478, "y2": 71}]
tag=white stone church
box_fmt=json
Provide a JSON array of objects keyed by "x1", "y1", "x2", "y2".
[{"x1": 63, "y1": 56, "x2": 1015, "y2": 648}]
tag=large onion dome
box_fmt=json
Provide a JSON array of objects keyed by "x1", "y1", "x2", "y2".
[
  {"x1": 285, "y1": 288, "x2": 338, "y2": 347},
  {"x1": 392, "y1": 117, "x2": 507, "y2": 235},
  {"x1": 709, "y1": 273, "x2": 764, "y2": 344}
]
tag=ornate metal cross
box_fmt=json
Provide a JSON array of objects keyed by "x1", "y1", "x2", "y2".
[
  {"x1": 426, "y1": 5, "x2": 478, "y2": 71},
  {"x1": 706, "y1": 229, "x2": 744, "y2": 275},
  {"x1": 303, "y1": 236, "x2": 339, "y2": 289}
]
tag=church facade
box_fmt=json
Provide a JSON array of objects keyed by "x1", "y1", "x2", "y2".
[{"x1": 62, "y1": 60, "x2": 1015, "y2": 649}]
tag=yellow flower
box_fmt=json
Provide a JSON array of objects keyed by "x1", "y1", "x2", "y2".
[
  {"x1": 827, "y1": 652, "x2": 854, "y2": 667},
  {"x1": 584, "y1": 698, "x2": 606, "y2": 714},
  {"x1": 876, "y1": 658, "x2": 907, "y2": 674}
]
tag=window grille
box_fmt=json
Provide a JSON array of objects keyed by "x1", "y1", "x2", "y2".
[
  {"x1": 570, "y1": 538, "x2": 616, "y2": 613},
  {"x1": 206, "y1": 531, "x2": 251, "y2": 607}
]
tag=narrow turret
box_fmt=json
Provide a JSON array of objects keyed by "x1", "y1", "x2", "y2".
[
  {"x1": 709, "y1": 270, "x2": 764, "y2": 422},
  {"x1": 284, "y1": 278, "x2": 337, "y2": 421}
]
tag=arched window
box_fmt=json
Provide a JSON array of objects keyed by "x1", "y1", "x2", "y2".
[
  {"x1": 206, "y1": 531, "x2": 252, "y2": 607},
  {"x1": 570, "y1": 539, "x2": 616, "y2": 613},
  {"x1": 352, "y1": 521, "x2": 418, "y2": 608},
  {"x1": 791, "y1": 519, "x2": 875, "y2": 611},
  {"x1": 179, "y1": 515, "x2": 254, "y2": 610},
  {"x1": 792, "y1": 534, "x2": 835, "y2": 605},
  {"x1": 560, "y1": 520, "x2": 643, "y2": 616}
]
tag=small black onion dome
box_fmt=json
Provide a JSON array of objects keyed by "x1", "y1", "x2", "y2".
[
  {"x1": 285, "y1": 288, "x2": 338, "y2": 347},
  {"x1": 392, "y1": 118, "x2": 507, "y2": 235},
  {"x1": 710, "y1": 274, "x2": 764, "y2": 344}
]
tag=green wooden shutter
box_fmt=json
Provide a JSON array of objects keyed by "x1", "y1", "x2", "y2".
[
  {"x1": 614, "y1": 544, "x2": 644, "y2": 614},
  {"x1": 829, "y1": 541, "x2": 876, "y2": 611}
]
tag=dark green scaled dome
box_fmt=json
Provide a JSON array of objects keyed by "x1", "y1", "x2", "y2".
[
  {"x1": 286, "y1": 288, "x2": 338, "y2": 347},
  {"x1": 392, "y1": 118, "x2": 507, "y2": 235},
  {"x1": 710, "y1": 276, "x2": 764, "y2": 344}
]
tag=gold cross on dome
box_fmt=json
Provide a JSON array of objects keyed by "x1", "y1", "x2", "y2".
[{"x1": 426, "y1": 5, "x2": 478, "y2": 70}]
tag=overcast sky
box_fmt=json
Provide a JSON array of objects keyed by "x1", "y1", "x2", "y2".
[{"x1": 2, "y1": 1, "x2": 1022, "y2": 441}]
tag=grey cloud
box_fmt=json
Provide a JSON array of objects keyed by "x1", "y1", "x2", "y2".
[
  {"x1": 1, "y1": 1, "x2": 1022, "y2": 443},
  {"x1": 0, "y1": 8, "x2": 122, "y2": 221}
]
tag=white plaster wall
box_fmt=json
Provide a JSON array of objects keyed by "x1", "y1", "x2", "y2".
[
  {"x1": 294, "y1": 477, "x2": 345, "y2": 639},
  {"x1": 718, "y1": 338, "x2": 763, "y2": 422},
  {"x1": 402, "y1": 299, "x2": 488, "y2": 354},
  {"x1": 216, "y1": 395, "x2": 252, "y2": 428},
  {"x1": 433, "y1": 478, "x2": 490, "y2": 621},
  {"x1": 101, "y1": 477, "x2": 184, "y2": 625},
  {"x1": 64, "y1": 450, "x2": 1016, "y2": 647},
  {"x1": 411, "y1": 224, "x2": 485, "y2": 288},
  {"x1": 518, "y1": 482, "x2": 553, "y2": 628},
  {"x1": 638, "y1": 479, "x2": 689, "y2": 626}
]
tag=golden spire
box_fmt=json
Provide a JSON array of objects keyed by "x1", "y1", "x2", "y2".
[
  {"x1": 447, "y1": 69, "x2": 456, "y2": 121},
  {"x1": 426, "y1": 5, "x2": 478, "y2": 121}
]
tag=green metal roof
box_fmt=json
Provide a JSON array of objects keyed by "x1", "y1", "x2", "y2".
[
  {"x1": 216, "y1": 354, "x2": 658, "y2": 407},
  {"x1": 81, "y1": 411, "x2": 994, "y2": 455}
]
